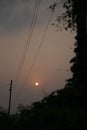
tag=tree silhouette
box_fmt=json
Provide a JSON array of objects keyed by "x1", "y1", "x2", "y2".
[
  {"x1": 66, "y1": 0, "x2": 87, "y2": 90},
  {"x1": 0, "y1": 1, "x2": 87, "y2": 129},
  {"x1": 56, "y1": 0, "x2": 87, "y2": 90}
]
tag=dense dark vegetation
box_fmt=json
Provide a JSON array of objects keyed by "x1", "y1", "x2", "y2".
[
  {"x1": 1, "y1": 88, "x2": 87, "y2": 129},
  {"x1": 0, "y1": 0, "x2": 87, "y2": 129}
]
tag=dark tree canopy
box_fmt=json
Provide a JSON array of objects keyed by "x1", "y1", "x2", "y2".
[{"x1": 60, "y1": 0, "x2": 87, "y2": 90}]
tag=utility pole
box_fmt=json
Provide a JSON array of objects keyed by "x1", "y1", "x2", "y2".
[{"x1": 8, "y1": 80, "x2": 13, "y2": 116}]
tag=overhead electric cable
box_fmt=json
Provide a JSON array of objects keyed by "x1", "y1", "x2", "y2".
[
  {"x1": 14, "y1": 0, "x2": 57, "y2": 105},
  {"x1": 22, "y1": 1, "x2": 57, "y2": 87},
  {"x1": 13, "y1": 0, "x2": 42, "y2": 106},
  {"x1": 14, "y1": 0, "x2": 41, "y2": 83}
]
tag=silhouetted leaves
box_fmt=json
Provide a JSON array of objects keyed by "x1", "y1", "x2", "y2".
[{"x1": 0, "y1": 1, "x2": 87, "y2": 129}]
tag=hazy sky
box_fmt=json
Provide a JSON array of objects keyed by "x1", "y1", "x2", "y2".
[{"x1": 0, "y1": 0, "x2": 75, "y2": 113}]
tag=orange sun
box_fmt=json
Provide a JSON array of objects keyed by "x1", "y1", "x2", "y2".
[{"x1": 35, "y1": 82, "x2": 39, "y2": 86}]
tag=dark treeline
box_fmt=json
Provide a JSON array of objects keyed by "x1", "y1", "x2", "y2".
[
  {"x1": 0, "y1": 88, "x2": 87, "y2": 129},
  {"x1": 0, "y1": 0, "x2": 87, "y2": 129}
]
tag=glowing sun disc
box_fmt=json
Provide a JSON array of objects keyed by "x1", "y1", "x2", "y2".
[{"x1": 35, "y1": 82, "x2": 39, "y2": 86}]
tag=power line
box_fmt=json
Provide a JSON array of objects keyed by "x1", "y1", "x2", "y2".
[
  {"x1": 15, "y1": 1, "x2": 57, "y2": 101},
  {"x1": 22, "y1": 1, "x2": 57, "y2": 86},
  {"x1": 14, "y1": 0, "x2": 41, "y2": 84},
  {"x1": 14, "y1": 0, "x2": 40, "y2": 82},
  {"x1": 23, "y1": 14, "x2": 53, "y2": 85},
  {"x1": 13, "y1": 0, "x2": 42, "y2": 106}
]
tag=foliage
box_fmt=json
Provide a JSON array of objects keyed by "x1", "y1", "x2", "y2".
[
  {"x1": 54, "y1": 0, "x2": 87, "y2": 90},
  {"x1": 0, "y1": 86, "x2": 87, "y2": 129},
  {"x1": 1, "y1": 87, "x2": 87, "y2": 129},
  {"x1": 0, "y1": 1, "x2": 87, "y2": 129},
  {"x1": 52, "y1": 0, "x2": 76, "y2": 31}
]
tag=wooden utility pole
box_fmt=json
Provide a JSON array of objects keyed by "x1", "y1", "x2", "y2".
[{"x1": 8, "y1": 80, "x2": 13, "y2": 116}]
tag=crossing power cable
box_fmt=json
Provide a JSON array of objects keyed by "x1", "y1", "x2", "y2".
[
  {"x1": 13, "y1": 0, "x2": 42, "y2": 106},
  {"x1": 15, "y1": 1, "x2": 57, "y2": 103},
  {"x1": 14, "y1": 0, "x2": 41, "y2": 84},
  {"x1": 22, "y1": 1, "x2": 57, "y2": 86}
]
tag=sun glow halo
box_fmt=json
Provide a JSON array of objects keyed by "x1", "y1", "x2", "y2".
[{"x1": 35, "y1": 82, "x2": 39, "y2": 86}]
